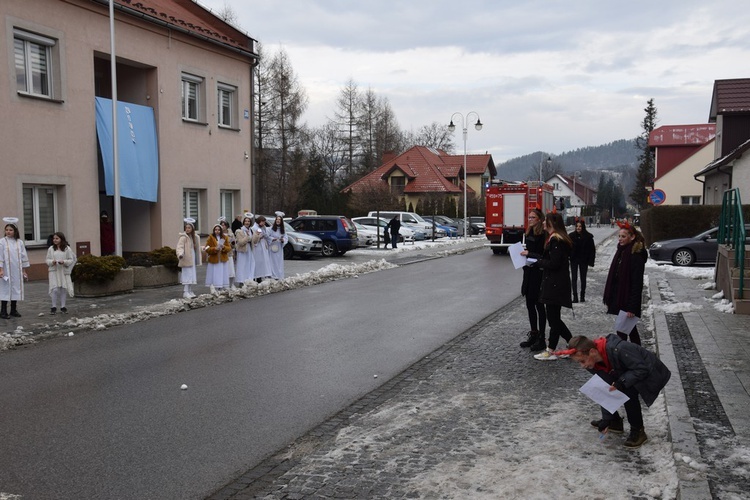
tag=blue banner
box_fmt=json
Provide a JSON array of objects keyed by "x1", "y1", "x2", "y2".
[{"x1": 95, "y1": 97, "x2": 159, "y2": 202}]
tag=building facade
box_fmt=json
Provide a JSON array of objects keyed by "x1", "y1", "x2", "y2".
[{"x1": 2, "y1": 0, "x2": 257, "y2": 277}]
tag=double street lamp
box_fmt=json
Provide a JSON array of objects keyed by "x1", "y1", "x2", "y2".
[
  {"x1": 572, "y1": 170, "x2": 581, "y2": 218},
  {"x1": 448, "y1": 112, "x2": 482, "y2": 240},
  {"x1": 539, "y1": 154, "x2": 551, "y2": 183}
]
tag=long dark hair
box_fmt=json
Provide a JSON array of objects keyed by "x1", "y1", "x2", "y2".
[
  {"x1": 272, "y1": 216, "x2": 285, "y2": 233},
  {"x1": 52, "y1": 231, "x2": 69, "y2": 250},
  {"x1": 574, "y1": 219, "x2": 590, "y2": 236},
  {"x1": 545, "y1": 213, "x2": 572, "y2": 247},
  {"x1": 527, "y1": 209, "x2": 545, "y2": 236}
]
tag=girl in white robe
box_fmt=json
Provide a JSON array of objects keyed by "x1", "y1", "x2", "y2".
[
  {"x1": 205, "y1": 224, "x2": 231, "y2": 289},
  {"x1": 252, "y1": 216, "x2": 272, "y2": 281},
  {"x1": 234, "y1": 215, "x2": 255, "y2": 284},
  {"x1": 268, "y1": 214, "x2": 288, "y2": 280},
  {"x1": 0, "y1": 218, "x2": 30, "y2": 319},
  {"x1": 46, "y1": 232, "x2": 76, "y2": 314},
  {"x1": 176, "y1": 218, "x2": 201, "y2": 298},
  {"x1": 220, "y1": 219, "x2": 236, "y2": 288}
]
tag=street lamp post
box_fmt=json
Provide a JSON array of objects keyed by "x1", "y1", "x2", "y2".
[
  {"x1": 448, "y1": 112, "x2": 482, "y2": 241},
  {"x1": 539, "y1": 154, "x2": 551, "y2": 183},
  {"x1": 570, "y1": 170, "x2": 585, "y2": 217}
]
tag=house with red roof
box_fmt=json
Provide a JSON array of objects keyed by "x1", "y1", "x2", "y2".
[
  {"x1": 695, "y1": 78, "x2": 750, "y2": 205},
  {"x1": 648, "y1": 124, "x2": 716, "y2": 205},
  {"x1": 1, "y1": 0, "x2": 257, "y2": 277},
  {"x1": 342, "y1": 146, "x2": 496, "y2": 214}
]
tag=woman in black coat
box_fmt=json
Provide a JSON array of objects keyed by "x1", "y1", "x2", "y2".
[
  {"x1": 603, "y1": 222, "x2": 648, "y2": 345},
  {"x1": 569, "y1": 219, "x2": 596, "y2": 303},
  {"x1": 522, "y1": 212, "x2": 573, "y2": 360},
  {"x1": 520, "y1": 209, "x2": 547, "y2": 351}
]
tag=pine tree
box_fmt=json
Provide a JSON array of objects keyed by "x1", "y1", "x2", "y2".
[{"x1": 630, "y1": 99, "x2": 657, "y2": 209}]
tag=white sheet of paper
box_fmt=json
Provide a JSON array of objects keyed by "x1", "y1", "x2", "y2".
[
  {"x1": 614, "y1": 310, "x2": 639, "y2": 334},
  {"x1": 579, "y1": 374, "x2": 630, "y2": 414},
  {"x1": 508, "y1": 242, "x2": 527, "y2": 269}
]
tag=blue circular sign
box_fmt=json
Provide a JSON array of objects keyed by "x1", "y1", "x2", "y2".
[{"x1": 649, "y1": 189, "x2": 666, "y2": 206}]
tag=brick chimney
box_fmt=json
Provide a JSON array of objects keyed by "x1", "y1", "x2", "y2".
[{"x1": 381, "y1": 150, "x2": 397, "y2": 165}]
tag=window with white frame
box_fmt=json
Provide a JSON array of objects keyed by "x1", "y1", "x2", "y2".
[
  {"x1": 22, "y1": 185, "x2": 57, "y2": 244},
  {"x1": 217, "y1": 83, "x2": 237, "y2": 128},
  {"x1": 181, "y1": 73, "x2": 203, "y2": 121},
  {"x1": 220, "y1": 190, "x2": 235, "y2": 221},
  {"x1": 14, "y1": 28, "x2": 56, "y2": 98},
  {"x1": 183, "y1": 189, "x2": 201, "y2": 232},
  {"x1": 681, "y1": 195, "x2": 701, "y2": 205}
]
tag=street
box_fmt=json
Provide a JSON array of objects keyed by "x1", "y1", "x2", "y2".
[{"x1": 0, "y1": 246, "x2": 520, "y2": 499}]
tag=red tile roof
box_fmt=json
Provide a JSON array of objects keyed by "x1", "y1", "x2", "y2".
[
  {"x1": 112, "y1": 0, "x2": 256, "y2": 56},
  {"x1": 342, "y1": 146, "x2": 495, "y2": 195},
  {"x1": 649, "y1": 124, "x2": 716, "y2": 147},
  {"x1": 709, "y1": 78, "x2": 750, "y2": 120}
]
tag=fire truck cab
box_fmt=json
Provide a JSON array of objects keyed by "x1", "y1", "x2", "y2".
[{"x1": 484, "y1": 180, "x2": 555, "y2": 254}]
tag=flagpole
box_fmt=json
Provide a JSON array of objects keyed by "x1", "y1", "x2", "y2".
[{"x1": 109, "y1": 0, "x2": 122, "y2": 256}]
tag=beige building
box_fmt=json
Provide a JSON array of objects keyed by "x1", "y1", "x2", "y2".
[{"x1": 2, "y1": 0, "x2": 257, "y2": 278}]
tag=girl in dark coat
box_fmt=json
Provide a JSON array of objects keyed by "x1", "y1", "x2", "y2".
[
  {"x1": 569, "y1": 219, "x2": 596, "y2": 303},
  {"x1": 603, "y1": 222, "x2": 648, "y2": 345},
  {"x1": 520, "y1": 209, "x2": 547, "y2": 351},
  {"x1": 522, "y1": 212, "x2": 573, "y2": 360}
]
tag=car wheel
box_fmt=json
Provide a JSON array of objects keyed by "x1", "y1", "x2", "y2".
[
  {"x1": 283, "y1": 243, "x2": 293, "y2": 260},
  {"x1": 321, "y1": 241, "x2": 337, "y2": 257},
  {"x1": 672, "y1": 248, "x2": 695, "y2": 266}
]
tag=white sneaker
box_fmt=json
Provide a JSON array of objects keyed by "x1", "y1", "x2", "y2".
[
  {"x1": 534, "y1": 348, "x2": 558, "y2": 361},
  {"x1": 183, "y1": 292, "x2": 191, "y2": 299}
]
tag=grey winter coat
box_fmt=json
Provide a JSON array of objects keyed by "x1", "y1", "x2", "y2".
[{"x1": 603, "y1": 334, "x2": 671, "y2": 407}]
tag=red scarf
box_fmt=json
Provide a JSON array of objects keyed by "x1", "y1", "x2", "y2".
[{"x1": 593, "y1": 336, "x2": 612, "y2": 373}]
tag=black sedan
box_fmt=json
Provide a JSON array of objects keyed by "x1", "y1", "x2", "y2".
[{"x1": 648, "y1": 225, "x2": 750, "y2": 266}]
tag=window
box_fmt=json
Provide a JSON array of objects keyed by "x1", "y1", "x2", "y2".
[
  {"x1": 14, "y1": 28, "x2": 55, "y2": 98},
  {"x1": 390, "y1": 177, "x2": 405, "y2": 195},
  {"x1": 181, "y1": 73, "x2": 203, "y2": 121},
  {"x1": 220, "y1": 190, "x2": 235, "y2": 221},
  {"x1": 183, "y1": 189, "x2": 201, "y2": 232},
  {"x1": 23, "y1": 185, "x2": 57, "y2": 244},
  {"x1": 681, "y1": 196, "x2": 701, "y2": 205},
  {"x1": 217, "y1": 83, "x2": 237, "y2": 128}
]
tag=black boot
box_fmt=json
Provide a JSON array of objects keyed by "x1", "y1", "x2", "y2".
[
  {"x1": 572, "y1": 291, "x2": 579, "y2": 303},
  {"x1": 529, "y1": 335, "x2": 546, "y2": 352},
  {"x1": 0, "y1": 301, "x2": 8, "y2": 320},
  {"x1": 10, "y1": 301, "x2": 21, "y2": 318},
  {"x1": 580, "y1": 290, "x2": 586, "y2": 302},
  {"x1": 520, "y1": 330, "x2": 539, "y2": 348}
]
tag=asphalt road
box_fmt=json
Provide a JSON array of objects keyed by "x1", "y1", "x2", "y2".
[{"x1": 0, "y1": 247, "x2": 521, "y2": 499}]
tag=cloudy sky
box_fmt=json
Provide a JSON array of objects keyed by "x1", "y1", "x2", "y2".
[{"x1": 198, "y1": 0, "x2": 749, "y2": 163}]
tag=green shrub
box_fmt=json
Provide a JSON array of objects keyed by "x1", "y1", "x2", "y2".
[
  {"x1": 124, "y1": 246, "x2": 179, "y2": 271},
  {"x1": 71, "y1": 254, "x2": 127, "y2": 284}
]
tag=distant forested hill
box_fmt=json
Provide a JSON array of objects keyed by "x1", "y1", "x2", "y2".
[{"x1": 495, "y1": 138, "x2": 639, "y2": 182}]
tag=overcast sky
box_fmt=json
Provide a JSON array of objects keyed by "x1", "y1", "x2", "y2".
[{"x1": 198, "y1": 0, "x2": 749, "y2": 163}]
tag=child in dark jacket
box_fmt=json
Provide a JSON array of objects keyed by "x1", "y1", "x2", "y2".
[{"x1": 568, "y1": 334, "x2": 671, "y2": 449}]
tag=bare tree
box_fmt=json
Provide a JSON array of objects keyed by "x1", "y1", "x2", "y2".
[
  {"x1": 333, "y1": 78, "x2": 361, "y2": 180},
  {"x1": 216, "y1": 2, "x2": 239, "y2": 25},
  {"x1": 403, "y1": 122, "x2": 455, "y2": 152}
]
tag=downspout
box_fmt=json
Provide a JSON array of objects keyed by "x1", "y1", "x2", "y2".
[{"x1": 250, "y1": 59, "x2": 259, "y2": 215}]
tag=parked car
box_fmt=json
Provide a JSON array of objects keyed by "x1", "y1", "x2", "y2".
[
  {"x1": 452, "y1": 218, "x2": 482, "y2": 236},
  {"x1": 468, "y1": 216, "x2": 486, "y2": 233},
  {"x1": 352, "y1": 222, "x2": 378, "y2": 246},
  {"x1": 648, "y1": 225, "x2": 750, "y2": 266},
  {"x1": 352, "y1": 216, "x2": 415, "y2": 243},
  {"x1": 422, "y1": 216, "x2": 458, "y2": 238},
  {"x1": 290, "y1": 215, "x2": 358, "y2": 257},
  {"x1": 368, "y1": 211, "x2": 445, "y2": 238},
  {"x1": 283, "y1": 222, "x2": 323, "y2": 260}
]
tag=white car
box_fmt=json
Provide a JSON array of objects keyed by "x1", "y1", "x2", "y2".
[
  {"x1": 353, "y1": 222, "x2": 378, "y2": 246},
  {"x1": 352, "y1": 217, "x2": 415, "y2": 243}
]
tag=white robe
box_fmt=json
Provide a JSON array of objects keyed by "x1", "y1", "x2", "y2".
[
  {"x1": 252, "y1": 225, "x2": 272, "y2": 279},
  {"x1": 205, "y1": 237, "x2": 230, "y2": 288},
  {"x1": 46, "y1": 246, "x2": 76, "y2": 296},
  {"x1": 268, "y1": 228, "x2": 287, "y2": 279},
  {"x1": 234, "y1": 227, "x2": 255, "y2": 283},
  {"x1": 0, "y1": 237, "x2": 30, "y2": 301}
]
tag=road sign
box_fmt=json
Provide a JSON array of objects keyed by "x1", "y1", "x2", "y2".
[{"x1": 649, "y1": 189, "x2": 666, "y2": 206}]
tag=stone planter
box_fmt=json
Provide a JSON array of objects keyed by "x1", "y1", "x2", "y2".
[
  {"x1": 74, "y1": 268, "x2": 134, "y2": 298},
  {"x1": 131, "y1": 265, "x2": 179, "y2": 288}
]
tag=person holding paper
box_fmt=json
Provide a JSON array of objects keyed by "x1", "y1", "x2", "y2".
[
  {"x1": 519, "y1": 209, "x2": 547, "y2": 351},
  {"x1": 603, "y1": 222, "x2": 648, "y2": 345},
  {"x1": 521, "y1": 212, "x2": 573, "y2": 361},
  {"x1": 568, "y1": 334, "x2": 671, "y2": 449}
]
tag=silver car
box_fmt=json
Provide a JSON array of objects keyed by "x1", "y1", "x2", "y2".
[{"x1": 283, "y1": 222, "x2": 323, "y2": 259}]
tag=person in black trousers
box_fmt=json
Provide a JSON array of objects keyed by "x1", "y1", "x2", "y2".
[
  {"x1": 569, "y1": 219, "x2": 596, "y2": 303},
  {"x1": 386, "y1": 216, "x2": 401, "y2": 249},
  {"x1": 522, "y1": 212, "x2": 573, "y2": 361},
  {"x1": 520, "y1": 209, "x2": 547, "y2": 351}
]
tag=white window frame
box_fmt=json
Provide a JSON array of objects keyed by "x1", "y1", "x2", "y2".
[
  {"x1": 219, "y1": 190, "x2": 235, "y2": 221},
  {"x1": 181, "y1": 73, "x2": 203, "y2": 122},
  {"x1": 681, "y1": 195, "x2": 701, "y2": 205},
  {"x1": 22, "y1": 185, "x2": 58, "y2": 244},
  {"x1": 14, "y1": 28, "x2": 55, "y2": 98},
  {"x1": 183, "y1": 189, "x2": 201, "y2": 232},
  {"x1": 217, "y1": 83, "x2": 237, "y2": 128}
]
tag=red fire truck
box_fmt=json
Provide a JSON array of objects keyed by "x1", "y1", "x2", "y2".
[{"x1": 484, "y1": 180, "x2": 555, "y2": 254}]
